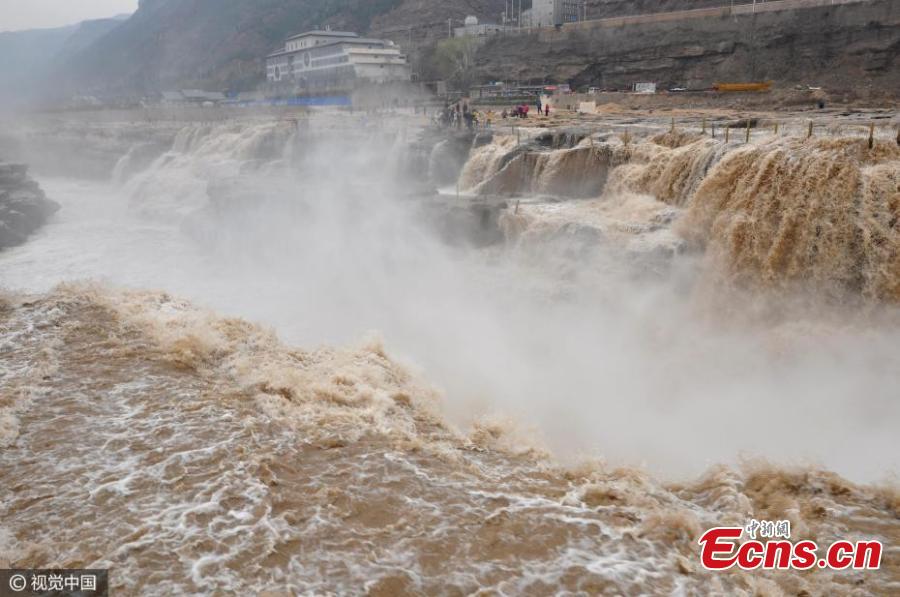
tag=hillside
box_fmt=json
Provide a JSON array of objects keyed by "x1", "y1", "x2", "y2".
[
  {"x1": 0, "y1": 17, "x2": 124, "y2": 106},
  {"x1": 585, "y1": 0, "x2": 728, "y2": 18},
  {"x1": 7, "y1": 0, "x2": 898, "y2": 99},
  {"x1": 43, "y1": 0, "x2": 715, "y2": 96},
  {"x1": 476, "y1": 0, "x2": 899, "y2": 99},
  {"x1": 57, "y1": 0, "x2": 506, "y2": 96},
  {"x1": 371, "y1": 0, "x2": 507, "y2": 42}
]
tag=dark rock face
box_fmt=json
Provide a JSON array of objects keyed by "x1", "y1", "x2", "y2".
[
  {"x1": 534, "y1": 129, "x2": 592, "y2": 150},
  {"x1": 476, "y1": 0, "x2": 899, "y2": 98},
  {"x1": 0, "y1": 163, "x2": 60, "y2": 250}
]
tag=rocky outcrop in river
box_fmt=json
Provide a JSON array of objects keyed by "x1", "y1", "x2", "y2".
[{"x1": 0, "y1": 162, "x2": 59, "y2": 249}]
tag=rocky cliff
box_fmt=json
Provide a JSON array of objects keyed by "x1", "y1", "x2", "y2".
[
  {"x1": 584, "y1": 0, "x2": 730, "y2": 19},
  {"x1": 0, "y1": 164, "x2": 60, "y2": 250},
  {"x1": 476, "y1": 0, "x2": 899, "y2": 99}
]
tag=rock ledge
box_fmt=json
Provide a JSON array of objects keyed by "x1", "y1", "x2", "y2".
[{"x1": 0, "y1": 163, "x2": 60, "y2": 250}]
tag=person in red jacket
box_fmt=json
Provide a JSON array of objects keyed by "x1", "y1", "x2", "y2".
[{"x1": 544, "y1": 103, "x2": 550, "y2": 117}]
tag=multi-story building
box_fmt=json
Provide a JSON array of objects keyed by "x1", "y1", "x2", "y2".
[
  {"x1": 560, "y1": 0, "x2": 588, "y2": 23},
  {"x1": 266, "y1": 30, "x2": 411, "y2": 90},
  {"x1": 523, "y1": 0, "x2": 586, "y2": 28}
]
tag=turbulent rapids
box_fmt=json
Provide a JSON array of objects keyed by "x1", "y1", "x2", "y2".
[
  {"x1": 2, "y1": 284, "x2": 899, "y2": 594},
  {"x1": 1, "y1": 113, "x2": 899, "y2": 594}
]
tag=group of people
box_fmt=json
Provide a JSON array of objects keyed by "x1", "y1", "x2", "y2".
[
  {"x1": 436, "y1": 96, "x2": 553, "y2": 129},
  {"x1": 502, "y1": 99, "x2": 551, "y2": 119}
]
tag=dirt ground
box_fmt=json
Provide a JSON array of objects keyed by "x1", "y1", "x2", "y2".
[{"x1": 470, "y1": 91, "x2": 899, "y2": 143}]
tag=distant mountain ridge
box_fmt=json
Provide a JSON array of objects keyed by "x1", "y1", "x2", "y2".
[
  {"x1": 0, "y1": 16, "x2": 126, "y2": 105},
  {"x1": 53, "y1": 0, "x2": 506, "y2": 97},
  {"x1": 56, "y1": 0, "x2": 391, "y2": 95}
]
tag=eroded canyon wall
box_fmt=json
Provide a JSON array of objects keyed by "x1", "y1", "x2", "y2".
[{"x1": 476, "y1": 0, "x2": 899, "y2": 99}]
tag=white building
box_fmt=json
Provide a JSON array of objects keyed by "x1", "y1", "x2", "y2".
[
  {"x1": 266, "y1": 30, "x2": 411, "y2": 89},
  {"x1": 454, "y1": 15, "x2": 515, "y2": 37},
  {"x1": 522, "y1": 0, "x2": 585, "y2": 28},
  {"x1": 522, "y1": 1, "x2": 553, "y2": 28}
]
